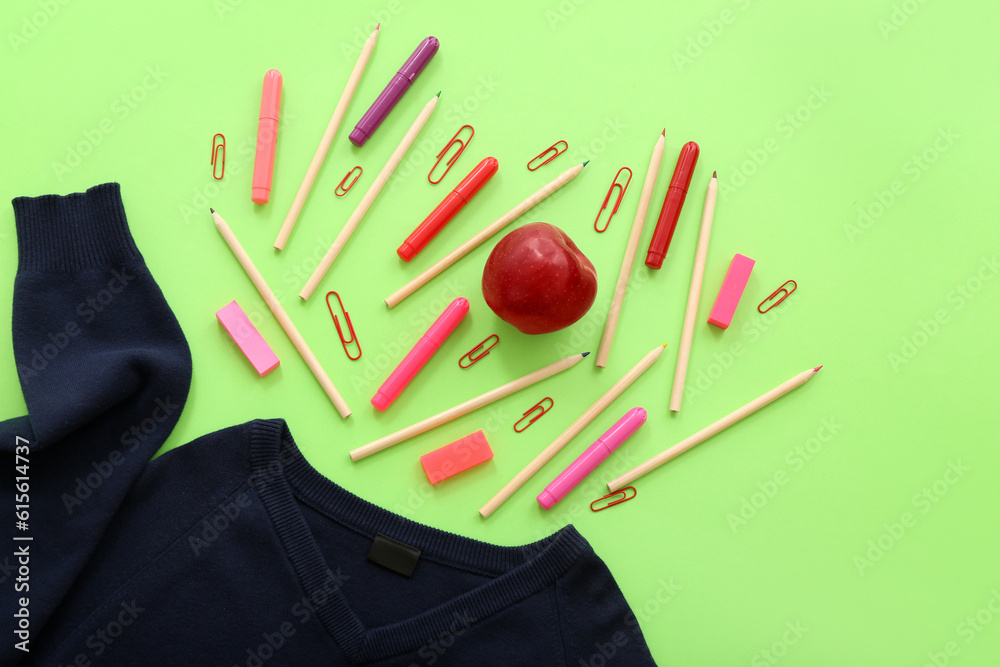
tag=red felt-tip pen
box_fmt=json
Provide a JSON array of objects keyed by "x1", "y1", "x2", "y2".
[
  {"x1": 252, "y1": 69, "x2": 282, "y2": 204},
  {"x1": 397, "y1": 157, "x2": 498, "y2": 262},
  {"x1": 645, "y1": 141, "x2": 699, "y2": 269}
]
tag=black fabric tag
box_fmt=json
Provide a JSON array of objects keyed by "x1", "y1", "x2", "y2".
[{"x1": 367, "y1": 533, "x2": 421, "y2": 577}]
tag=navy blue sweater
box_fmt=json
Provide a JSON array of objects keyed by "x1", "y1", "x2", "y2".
[{"x1": 1, "y1": 184, "x2": 657, "y2": 666}]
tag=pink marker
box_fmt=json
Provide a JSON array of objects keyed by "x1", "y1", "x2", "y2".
[
  {"x1": 252, "y1": 69, "x2": 282, "y2": 204},
  {"x1": 216, "y1": 300, "x2": 280, "y2": 376},
  {"x1": 708, "y1": 253, "x2": 755, "y2": 329},
  {"x1": 537, "y1": 407, "x2": 647, "y2": 510},
  {"x1": 371, "y1": 297, "x2": 469, "y2": 411}
]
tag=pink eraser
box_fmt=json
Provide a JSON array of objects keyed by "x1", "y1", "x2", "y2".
[
  {"x1": 420, "y1": 431, "x2": 494, "y2": 484},
  {"x1": 708, "y1": 254, "x2": 755, "y2": 329},
  {"x1": 216, "y1": 300, "x2": 280, "y2": 376}
]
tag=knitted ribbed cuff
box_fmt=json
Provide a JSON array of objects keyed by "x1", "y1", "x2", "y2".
[{"x1": 11, "y1": 182, "x2": 141, "y2": 273}]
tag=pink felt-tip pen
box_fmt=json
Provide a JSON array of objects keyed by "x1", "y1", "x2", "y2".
[
  {"x1": 537, "y1": 407, "x2": 647, "y2": 510},
  {"x1": 371, "y1": 297, "x2": 469, "y2": 411},
  {"x1": 252, "y1": 69, "x2": 282, "y2": 204}
]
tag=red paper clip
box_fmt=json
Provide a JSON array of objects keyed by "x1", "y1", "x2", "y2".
[
  {"x1": 594, "y1": 167, "x2": 633, "y2": 232},
  {"x1": 590, "y1": 487, "x2": 637, "y2": 512},
  {"x1": 335, "y1": 166, "x2": 363, "y2": 197},
  {"x1": 757, "y1": 280, "x2": 797, "y2": 313},
  {"x1": 459, "y1": 334, "x2": 499, "y2": 368},
  {"x1": 428, "y1": 125, "x2": 474, "y2": 184},
  {"x1": 326, "y1": 291, "x2": 361, "y2": 360},
  {"x1": 526, "y1": 140, "x2": 568, "y2": 171},
  {"x1": 514, "y1": 397, "x2": 554, "y2": 432},
  {"x1": 211, "y1": 133, "x2": 226, "y2": 180}
]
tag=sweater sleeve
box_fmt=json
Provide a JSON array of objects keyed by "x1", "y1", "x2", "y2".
[{"x1": 0, "y1": 183, "x2": 192, "y2": 663}]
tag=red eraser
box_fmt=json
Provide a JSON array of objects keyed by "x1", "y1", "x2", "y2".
[
  {"x1": 708, "y1": 254, "x2": 755, "y2": 329},
  {"x1": 217, "y1": 300, "x2": 280, "y2": 376},
  {"x1": 420, "y1": 431, "x2": 493, "y2": 484}
]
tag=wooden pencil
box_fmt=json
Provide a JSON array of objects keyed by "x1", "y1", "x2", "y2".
[
  {"x1": 212, "y1": 209, "x2": 351, "y2": 418},
  {"x1": 595, "y1": 131, "x2": 666, "y2": 368},
  {"x1": 479, "y1": 344, "x2": 666, "y2": 518},
  {"x1": 384, "y1": 162, "x2": 588, "y2": 308},
  {"x1": 608, "y1": 366, "x2": 822, "y2": 491},
  {"x1": 669, "y1": 171, "x2": 718, "y2": 412},
  {"x1": 350, "y1": 352, "x2": 589, "y2": 461},
  {"x1": 300, "y1": 93, "x2": 440, "y2": 300},
  {"x1": 274, "y1": 25, "x2": 378, "y2": 251}
]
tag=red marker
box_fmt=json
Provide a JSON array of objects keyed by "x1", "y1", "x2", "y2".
[
  {"x1": 645, "y1": 141, "x2": 699, "y2": 269},
  {"x1": 397, "y1": 157, "x2": 498, "y2": 261},
  {"x1": 252, "y1": 69, "x2": 282, "y2": 204}
]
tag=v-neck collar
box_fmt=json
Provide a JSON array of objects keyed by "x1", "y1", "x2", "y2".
[{"x1": 249, "y1": 419, "x2": 587, "y2": 664}]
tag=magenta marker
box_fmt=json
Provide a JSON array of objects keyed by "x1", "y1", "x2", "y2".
[
  {"x1": 349, "y1": 36, "x2": 439, "y2": 147},
  {"x1": 537, "y1": 408, "x2": 647, "y2": 510},
  {"x1": 371, "y1": 297, "x2": 468, "y2": 411}
]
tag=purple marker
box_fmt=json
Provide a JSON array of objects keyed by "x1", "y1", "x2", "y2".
[{"x1": 349, "y1": 36, "x2": 439, "y2": 147}]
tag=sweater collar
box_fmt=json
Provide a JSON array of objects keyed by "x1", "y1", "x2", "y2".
[{"x1": 248, "y1": 418, "x2": 587, "y2": 663}]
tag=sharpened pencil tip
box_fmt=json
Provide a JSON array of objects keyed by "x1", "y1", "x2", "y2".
[
  {"x1": 662, "y1": 343, "x2": 668, "y2": 348},
  {"x1": 712, "y1": 171, "x2": 717, "y2": 178},
  {"x1": 582, "y1": 351, "x2": 590, "y2": 358},
  {"x1": 582, "y1": 160, "x2": 590, "y2": 167},
  {"x1": 210, "y1": 208, "x2": 215, "y2": 214},
  {"x1": 436, "y1": 91, "x2": 441, "y2": 97},
  {"x1": 376, "y1": 22, "x2": 380, "y2": 30},
  {"x1": 661, "y1": 129, "x2": 665, "y2": 136},
  {"x1": 813, "y1": 365, "x2": 823, "y2": 372}
]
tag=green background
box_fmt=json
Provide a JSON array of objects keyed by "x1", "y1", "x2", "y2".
[{"x1": 3, "y1": 0, "x2": 999, "y2": 663}]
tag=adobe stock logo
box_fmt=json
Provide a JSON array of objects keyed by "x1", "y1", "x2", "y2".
[
  {"x1": 671, "y1": 0, "x2": 760, "y2": 72},
  {"x1": 717, "y1": 85, "x2": 833, "y2": 200},
  {"x1": 7, "y1": 0, "x2": 73, "y2": 53},
  {"x1": 51, "y1": 67, "x2": 169, "y2": 181},
  {"x1": 18, "y1": 267, "x2": 136, "y2": 384},
  {"x1": 750, "y1": 620, "x2": 809, "y2": 667},
  {"x1": 853, "y1": 460, "x2": 969, "y2": 576},
  {"x1": 726, "y1": 417, "x2": 843, "y2": 533},
  {"x1": 887, "y1": 255, "x2": 998, "y2": 373},
  {"x1": 844, "y1": 127, "x2": 958, "y2": 243},
  {"x1": 545, "y1": 0, "x2": 586, "y2": 30},
  {"x1": 876, "y1": 0, "x2": 932, "y2": 40},
  {"x1": 920, "y1": 589, "x2": 1000, "y2": 667},
  {"x1": 61, "y1": 396, "x2": 179, "y2": 514}
]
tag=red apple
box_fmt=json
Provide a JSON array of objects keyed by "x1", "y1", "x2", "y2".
[{"x1": 482, "y1": 222, "x2": 598, "y2": 334}]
